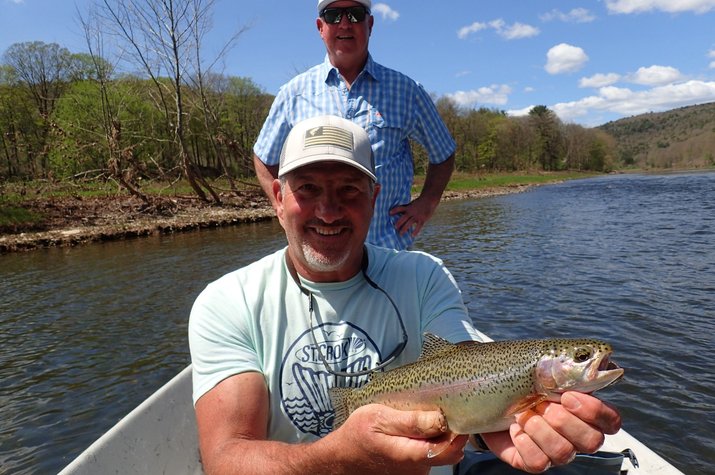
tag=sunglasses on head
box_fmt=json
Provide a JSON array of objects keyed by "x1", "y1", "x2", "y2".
[{"x1": 321, "y1": 6, "x2": 370, "y2": 24}]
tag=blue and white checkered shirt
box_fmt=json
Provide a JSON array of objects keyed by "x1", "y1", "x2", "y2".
[{"x1": 254, "y1": 54, "x2": 456, "y2": 250}]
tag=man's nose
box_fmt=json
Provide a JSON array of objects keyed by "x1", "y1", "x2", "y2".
[
  {"x1": 338, "y1": 13, "x2": 352, "y2": 26},
  {"x1": 315, "y1": 193, "x2": 342, "y2": 222}
]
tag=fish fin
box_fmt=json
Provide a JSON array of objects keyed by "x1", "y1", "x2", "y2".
[
  {"x1": 427, "y1": 431, "x2": 459, "y2": 459},
  {"x1": 505, "y1": 394, "x2": 548, "y2": 416},
  {"x1": 419, "y1": 333, "x2": 455, "y2": 360},
  {"x1": 328, "y1": 386, "x2": 353, "y2": 430}
]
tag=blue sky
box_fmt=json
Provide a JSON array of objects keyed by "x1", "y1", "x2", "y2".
[{"x1": 2, "y1": 0, "x2": 715, "y2": 126}]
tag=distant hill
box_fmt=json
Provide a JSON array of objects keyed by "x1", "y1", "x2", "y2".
[{"x1": 598, "y1": 102, "x2": 715, "y2": 169}]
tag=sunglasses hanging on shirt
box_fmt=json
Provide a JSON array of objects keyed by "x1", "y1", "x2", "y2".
[{"x1": 285, "y1": 247, "x2": 408, "y2": 378}]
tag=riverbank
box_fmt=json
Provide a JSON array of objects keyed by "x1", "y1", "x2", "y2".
[{"x1": 0, "y1": 174, "x2": 560, "y2": 254}]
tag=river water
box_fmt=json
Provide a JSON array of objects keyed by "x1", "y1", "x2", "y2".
[{"x1": 1, "y1": 171, "x2": 713, "y2": 474}]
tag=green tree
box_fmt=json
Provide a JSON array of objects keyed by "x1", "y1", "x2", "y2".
[
  {"x1": 3, "y1": 41, "x2": 73, "y2": 119},
  {"x1": 2, "y1": 41, "x2": 77, "y2": 176},
  {"x1": 219, "y1": 76, "x2": 272, "y2": 176},
  {"x1": 50, "y1": 79, "x2": 162, "y2": 180},
  {"x1": 495, "y1": 116, "x2": 537, "y2": 171},
  {"x1": 529, "y1": 105, "x2": 564, "y2": 171},
  {"x1": 0, "y1": 81, "x2": 41, "y2": 178},
  {"x1": 587, "y1": 130, "x2": 616, "y2": 172},
  {"x1": 69, "y1": 52, "x2": 114, "y2": 82}
]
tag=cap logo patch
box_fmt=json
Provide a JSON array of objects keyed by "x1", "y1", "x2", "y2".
[{"x1": 304, "y1": 126, "x2": 354, "y2": 152}]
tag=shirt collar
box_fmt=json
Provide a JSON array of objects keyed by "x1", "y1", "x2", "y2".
[{"x1": 321, "y1": 53, "x2": 379, "y2": 84}]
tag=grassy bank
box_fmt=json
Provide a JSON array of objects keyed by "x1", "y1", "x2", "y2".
[{"x1": 0, "y1": 206, "x2": 43, "y2": 231}]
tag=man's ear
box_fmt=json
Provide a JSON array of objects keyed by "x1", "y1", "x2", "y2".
[
  {"x1": 272, "y1": 179, "x2": 284, "y2": 220},
  {"x1": 316, "y1": 18, "x2": 324, "y2": 36}
]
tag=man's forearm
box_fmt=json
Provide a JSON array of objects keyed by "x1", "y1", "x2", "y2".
[
  {"x1": 420, "y1": 155, "x2": 455, "y2": 206},
  {"x1": 253, "y1": 154, "x2": 279, "y2": 208},
  {"x1": 203, "y1": 438, "x2": 347, "y2": 475}
]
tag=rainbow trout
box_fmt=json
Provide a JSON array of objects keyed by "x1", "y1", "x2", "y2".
[{"x1": 329, "y1": 333, "x2": 623, "y2": 450}]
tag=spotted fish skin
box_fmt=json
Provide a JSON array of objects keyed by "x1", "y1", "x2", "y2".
[{"x1": 329, "y1": 333, "x2": 624, "y2": 434}]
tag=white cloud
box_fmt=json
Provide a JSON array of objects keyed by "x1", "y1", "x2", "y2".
[
  {"x1": 541, "y1": 8, "x2": 596, "y2": 23},
  {"x1": 489, "y1": 19, "x2": 505, "y2": 30},
  {"x1": 457, "y1": 19, "x2": 539, "y2": 40},
  {"x1": 606, "y1": 0, "x2": 715, "y2": 14},
  {"x1": 446, "y1": 84, "x2": 513, "y2": 107},
  {"x1": 578, "y1": 66, "x2": 682, "y2": 89},
  {"x1": 457, "y1": 22, "x2": 488, "y2": 39},
  {"x1": 545, "y1": 44, "x2": 589, "y2": 74},
  {"x1": 499, "y1": 22, "x2": 540, "y2": 40},
  {"x1": 709, "y1": 49, "x2": 715, "y2": 69},
  {"x1": 372, "y1": 3, "x2": 399, "y2": 21},
  {"x1": 507, "y1": 105, "x2": 535, "y2": 117},
  {"x1": 580, "y1": 73, "x2": 622, "y2": 88},
  {"x1": 551, "y1": 80, "x2": 715, "y2": 122},
  {"x1": 629, "y1": 65, "x2": 683, "y2": 85},
  {"x1": 599, "y1": 86, "x2": 634, "y2": 101}
]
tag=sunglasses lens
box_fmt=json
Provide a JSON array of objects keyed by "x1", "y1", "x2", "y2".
[
  {"x1": 346, "y1": 7, "x2": 367, "y2": 23},
  {"x1": 322, "y1": 8, "x2": 341, "y2": 23}
]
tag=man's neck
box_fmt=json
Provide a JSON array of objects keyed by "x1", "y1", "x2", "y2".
[
  {"x1": 330, "y1": 54, "x2": 368, "y2": 88},
  {"x1": 284, "y1": 247, "x2": 365, "y2": 285}
]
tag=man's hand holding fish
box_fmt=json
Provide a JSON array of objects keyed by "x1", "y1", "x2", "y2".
[
  {"x1": 485, "y1": 391, "x2": 622, "y2": 473},
  {"x1": 324, "y1": 403, "x2": 470, "y2": 474}
]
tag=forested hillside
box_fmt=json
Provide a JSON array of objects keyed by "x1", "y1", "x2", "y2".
[{"x1": 598, "y1": 102, "x2": 715, "y2": 169}]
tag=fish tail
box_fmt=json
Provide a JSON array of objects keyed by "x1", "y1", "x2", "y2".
[{"x1": 328, "y1": 386, "x2": 353, "y2": 430}]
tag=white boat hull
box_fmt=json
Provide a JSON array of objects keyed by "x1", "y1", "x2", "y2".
[{"x1": 59, "y1": 366, "x2": 202, "y2": 475}]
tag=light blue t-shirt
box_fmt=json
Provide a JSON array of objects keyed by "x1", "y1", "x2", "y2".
[
  {"x1": 253, "y1": 55, "x2": 457, "y2": 250},
  {"x1": 189, "y1": 244, "x2": 483, "y2": 443}
]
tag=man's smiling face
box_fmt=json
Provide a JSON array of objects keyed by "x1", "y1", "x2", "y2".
[
  {"x1": 275, "y1": 161, "x2": 379, "y2": 283},
  {"x1": 317, "y1": 0, "x2": 373, "y2": 72}
]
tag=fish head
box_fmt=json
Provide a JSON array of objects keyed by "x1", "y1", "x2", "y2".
[{"x1": 535, "y1": 339, "x2": 624, "y2": 397}]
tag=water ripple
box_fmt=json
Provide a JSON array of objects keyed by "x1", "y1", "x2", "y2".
[{"x1": 0, "y1": 220, "x2": 287, "y2": 474}]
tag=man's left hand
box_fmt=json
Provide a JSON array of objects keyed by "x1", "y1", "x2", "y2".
[
  {"x1": 390, "y1": 195, "x2": 439, "y2": 238},
  {"x1": 481, "y1": 392, "x2": 622, "y2": 473}
]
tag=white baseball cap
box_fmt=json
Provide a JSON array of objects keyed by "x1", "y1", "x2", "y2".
[
  {"x1": 279, "y1": 116, "x2": 376, "y2": 182},
  {"x1": 317, "y1": 0, "x2": 371, "y2": 14}
]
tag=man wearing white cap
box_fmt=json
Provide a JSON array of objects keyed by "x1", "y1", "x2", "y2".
[
  {"x1": 253, "y1": 0, "x2": 457, "y2": 251},
  {"x1": 191, "y1": 116, "x2": 622, "y2": 475}
]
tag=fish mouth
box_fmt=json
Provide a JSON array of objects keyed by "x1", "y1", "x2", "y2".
[
  {"x1": 602, "y1": 359, "x2": 621, "y2": 372},
  {"x1": 590, "y1": 354, "x2": 624, "y2": 391}
]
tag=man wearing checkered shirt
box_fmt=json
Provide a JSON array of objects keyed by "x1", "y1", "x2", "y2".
[{"x1": 253, "y1": 0, "x2": 456, "y2": 250}]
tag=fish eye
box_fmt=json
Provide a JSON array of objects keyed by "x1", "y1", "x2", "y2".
[{"x1": 574, "y1": 346, "x2": 593, "y2": 363}]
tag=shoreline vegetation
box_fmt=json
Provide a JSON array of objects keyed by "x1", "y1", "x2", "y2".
[{"x1": 0, "y1": 171, "x2": 597, "y2": 253}]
